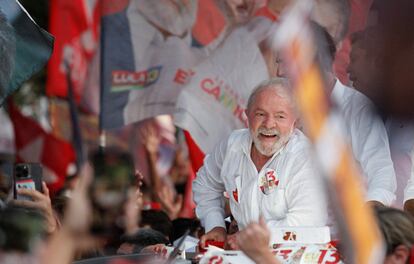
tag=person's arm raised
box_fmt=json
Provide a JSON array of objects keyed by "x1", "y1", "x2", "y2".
[{"x1": 42, "y1": 163, "x2": 96, "y2": 264}]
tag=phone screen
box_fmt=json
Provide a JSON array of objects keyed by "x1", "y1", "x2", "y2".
[{"x1": 13, "y1": 163, "x2": 43, "y2": 200}]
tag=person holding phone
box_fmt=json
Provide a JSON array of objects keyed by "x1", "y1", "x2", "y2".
[
  {"x1": 12, "y1": 181, "x2": 59, "y2": 235},
  {"x1": 11, "y1": 163, "x2": 59, "y2": 235}
]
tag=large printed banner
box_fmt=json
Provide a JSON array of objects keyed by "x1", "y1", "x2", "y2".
[
  {"x1": 100, "y1": 0, "x2": 206, "y2": 129},
  {"x1": 0, "y1": 0, "x2": 53, "y2": 105},
  {"x1": 99, "y1": 0, "x2": 270, "y2": 132},
  {"x1": 99, "y1": 0, "x2": 274, "y2": 156},
  {"x1": 174, "y1": 25, "x2": 269, "y2": 153}
]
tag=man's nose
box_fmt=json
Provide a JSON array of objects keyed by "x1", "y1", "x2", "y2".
[{"x1": 263, "y1": 116, "x2": 277, "y2": 128}]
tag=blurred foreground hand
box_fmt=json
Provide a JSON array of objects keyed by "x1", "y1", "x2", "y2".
[
  {"x1": 42, "y1": 163, "x2": 98, "y2": 264},
  {"x1": 236, "y1": 217, "x2": 281, "y2": 264}
]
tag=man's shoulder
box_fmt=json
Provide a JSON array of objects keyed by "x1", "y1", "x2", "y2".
[
  {"x1": 333, "y1": 81, "x2": 379, "y2": 126},
  {"x1": 284, "y1": 129, "x2": 312, "y2": 155},
  {"x1": 229, "y1": 128, "x2": 249, "y2": 137},
  {"x1": 280, "y1": 130, "x2": 315, "y2": 170},
  {"x1": 227, "y1": 129, "x2": 250, "y2": 148},
  {"x1": 335, "y1": 81, "x2": 373, "y2": 108}
]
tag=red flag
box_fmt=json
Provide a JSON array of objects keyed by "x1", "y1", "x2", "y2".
[
  {"x1": 9, "y1": 103, "x2": 76, "y2": 194},
  {"x1": 46, "y1": 0, "x2": 100, "y2": 102},
  {"x1": 176, "y1": 131, "x2": 205, "y2": 218},
  {"x1": 183, "y1": 130, "x2": 205, "y2": 173},
  {"x1": 178, "y1": 165, "x2": 196, "y2": 218},
  {"x1": 191, "y1": 0, "x2": 226, "y2": 46}
]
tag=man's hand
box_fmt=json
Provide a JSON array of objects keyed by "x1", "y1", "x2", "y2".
[
  {"x1": 200, "y1": 226, "x2": 227, "y2": 249},
  {"x1": 141, "y1": 243, "x2": 168, "y2": 259},
  {"x1": 12, "y1": 182, "x2": 58, "y2": 234}
]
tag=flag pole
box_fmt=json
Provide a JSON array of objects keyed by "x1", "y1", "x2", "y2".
[
  {"x1": 64, "y1": 60, "x2": 85, "y2": 168},
  {"x1": 98, "y1": 0, "x2": 106, "y2": 155}
]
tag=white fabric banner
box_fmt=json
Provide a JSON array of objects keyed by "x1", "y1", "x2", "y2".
[
  {"x1": 174, "y1": 25, "x2": 269, "y2": 153},
  {"x1": 100, "y1": 2, "x2": 206, "y2": 129},
  {"x1": 123, "y1": 6, "x2": 206, "y2": 125}
]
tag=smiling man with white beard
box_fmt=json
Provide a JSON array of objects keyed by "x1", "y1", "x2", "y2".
[{"x1": 193, "y1": 77, "x2": 328, "y2": 248}]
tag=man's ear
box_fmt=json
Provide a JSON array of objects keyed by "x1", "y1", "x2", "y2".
[
  {"x1": 244, "y1": 110, "x2": 249, "y2": 127},
  {"x1": 293, "y1": 118, "x2": 302, "y2": 130},
  {"x1": 389, "y1": 245, "x2": 410, "y2": 264}
]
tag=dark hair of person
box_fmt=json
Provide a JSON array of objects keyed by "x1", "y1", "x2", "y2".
[
  {"x1": 0, "y1": 206, "x2": 45, "y2": 252},
  {"x1": 171, "y1": 218, "x2": 202, "y2": 242},
  {"x1": 140, "y1": 209, "x2": 173, "y2": 240},
  {"x1": 119, "y1": 228, "x2": 169, "y2": 254}
]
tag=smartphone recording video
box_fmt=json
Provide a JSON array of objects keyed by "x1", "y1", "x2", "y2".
[{"x1": 13, "y1": 163, "x2": 43, "y2": 200}]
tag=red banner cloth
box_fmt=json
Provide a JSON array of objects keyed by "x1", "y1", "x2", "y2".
[{"x1": 9, "y1": 103, "x2": 76, "y2": 195}]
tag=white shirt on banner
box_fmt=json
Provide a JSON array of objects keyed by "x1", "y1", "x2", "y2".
[
  {"x1": 174, "y1": 18, "x2": 272, "y2": 153},
  {"x1": 193, "y1": 129, "x2": 327, "y2": 232},
  {"x1": 331, "y1": 80, "x2": 396, "y2": 205},
  {"x1": 123, "y1": 5, "x2": 205, "y2": 125}
]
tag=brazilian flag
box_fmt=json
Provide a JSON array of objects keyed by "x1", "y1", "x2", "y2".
[{"x1": 0, "y1": 0, "x2": 53, "y2": 105}]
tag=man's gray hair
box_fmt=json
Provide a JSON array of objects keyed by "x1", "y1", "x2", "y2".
[{"x1": 246, "y1": 77, "x2": 295, "y2": 112}]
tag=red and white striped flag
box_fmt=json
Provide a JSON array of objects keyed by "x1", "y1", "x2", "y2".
[{"x1": 9, "y1": 102, "x2": 76, "y2": 195}]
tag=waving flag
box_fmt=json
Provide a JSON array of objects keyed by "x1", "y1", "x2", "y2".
[
  {"x1": 9, "y1": 102, "x2": 76, "y2": 194},
  {"x1": 46, "y1": 0, "x2": 100, "y2": 103},
  {"x1": 0, "y1": 0, "x2": 53, "y2": 105},
  {"x1": 273, "y1": 1, "x2": 383, "y2": 263}
]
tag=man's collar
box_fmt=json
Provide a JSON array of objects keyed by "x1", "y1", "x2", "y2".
[{"x1": 330, "y1": 78, "x2": 345, "y2": 104}]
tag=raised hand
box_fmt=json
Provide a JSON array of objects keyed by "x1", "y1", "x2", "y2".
[
  {"x1": 138, "y1": 121, "x2": 160, "y2": 155},
  {"x1": 124, "y1": 170, "x2": 145, "y2": 235},
  {"x1": 12, "y1": 181, "x2": 58, "y2": 234},
  {"x1": 157, "y1": 183, "x2": 183, "y2": 220}
]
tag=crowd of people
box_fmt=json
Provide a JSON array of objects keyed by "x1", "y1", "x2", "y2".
[{"x1": 1, "y1": 0, "x2": 414, "y2": 263}]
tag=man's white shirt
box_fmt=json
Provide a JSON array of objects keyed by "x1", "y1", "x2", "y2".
[
  {"x1": 385, "y1": 118, "x2": 414, "y2": 207},
  {"x1": 404, "y1": 149, "x2": 414, "y2": 203},
  {"x1": 193, "y1": 128, "x2": 327, "y2": 232},
  {"x1": 331, "y1": 80, "x2": 397, "y2": 205}
]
